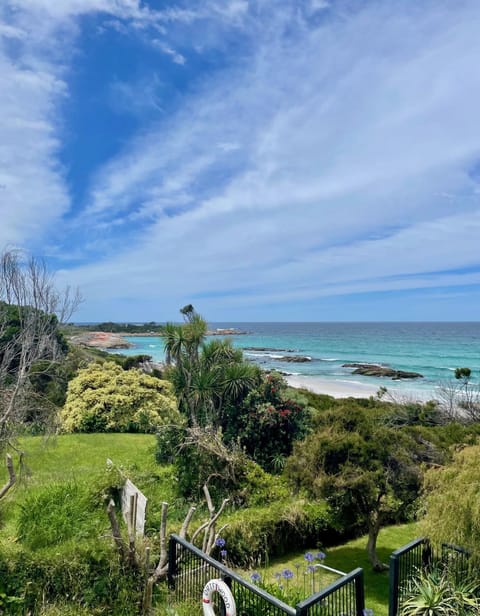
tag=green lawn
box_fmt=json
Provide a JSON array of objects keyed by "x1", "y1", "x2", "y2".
[
  {"x1": 248, "y1": 522, "x2": 418, "y2": 616},
  {"x1": 0, "y1": 433, "x2": 182, "y2": 535},
  {"x1": 14, "y1": 433, "x2": 158, "y2": 482},
  {"x1": 1, "y1": 435, "x2": 419, "y2": 615}
]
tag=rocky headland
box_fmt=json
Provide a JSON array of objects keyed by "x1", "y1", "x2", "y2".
[{"x1": 69, "y1": 332, "x2": 135, "y2": 350}]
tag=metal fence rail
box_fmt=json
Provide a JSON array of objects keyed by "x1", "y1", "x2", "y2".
[
  {"x1": 388, "y1": 538, "x2": 473, "y2": 616},
  {"x1": 168, "y1": 534, "x2": 296, "y2": 616},
  {"x1": 440, "y1": 542, "x2": 471, "y2": 582},
  {"x1": 388, "y1": 537, "x2": 432, "y2": 616},
  {"x1": 168, "y1": 534, "x2": 366, "y2": 616},
  {"x1": 296, "y1": 568, "x2": 364, "y2": 616}
]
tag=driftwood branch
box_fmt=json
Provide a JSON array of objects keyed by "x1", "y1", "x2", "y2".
[
  {"x1": 158, "y1": 502, "x2": 169, "y2": 571},
  {"x1": 0, "y1": 454, "x2": 16, "y2": 500},
  {"x1": 179, "y1": 505, "x2": 197, "y2": 539},
  {"x1": 139, "y1": 484, "x2": 230, "y2": 614},
  {"x1": 192, "y1": 498, "x2": 229, "y2": 548},
  {"x1": 107, "y1": 499, "x2": 127, "y2": 562}
]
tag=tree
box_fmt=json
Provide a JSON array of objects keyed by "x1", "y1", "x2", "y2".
[
  {"x1": 421, "y1": 443, "x2": 480, "y2": 557},
  {"x1": 61, "y1": 361, "x2": 181, "y2": 433},
  {"x1": 0, "y1": 249, "x2": 81, "y2": 445},
  {"x1": 286, "y1": 404, "x2": 430, "y2": 570},
  {"x1": 164, "y1": 306, "x2": 260, "y2": 426}
]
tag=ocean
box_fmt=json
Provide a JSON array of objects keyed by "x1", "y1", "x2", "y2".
[{"x1": 110, "y1": 322, "x2": 480, "y2": 401}]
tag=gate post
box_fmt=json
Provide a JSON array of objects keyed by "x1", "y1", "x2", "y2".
[
  {"x1": 355, "y1": 569, "x2": 365, "y2": 616},
  {"x1": 388, "y1": 553, "x2": 399, "y2": 616},
  {"x1": 167, "y1": 536, "x2": 177, "y2": 590}
]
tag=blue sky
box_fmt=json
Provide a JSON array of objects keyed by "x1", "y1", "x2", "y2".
[{"x1": 1, "y1": 0, "x2": 480, "y2": 322}]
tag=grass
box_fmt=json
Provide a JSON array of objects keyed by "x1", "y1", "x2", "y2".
[
  {"x1": 0, "y1": 434, "x2": 183, "y2": 537},
  {"x1": 247, "y1": 522, "x2": 418, "y2": 616},
  {"x1": 1, "y1": 435, "x2": 419, "y2": 614}
]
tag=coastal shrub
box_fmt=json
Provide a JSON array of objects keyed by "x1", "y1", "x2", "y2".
[
  {"x1": 420, "y1": 443, "x2": 480, "y2": 559},
  {"x1": 285, "y1": 405, "x2": 438, "y2": 570},
  {"x1": 171, "y1": 425, "x2": 251, "y2": 501},
  {"x1": 223, "y1": 372, "x2": 310, "y2": 472},
  {"x1": 61, "y1": 361, "x2": 181, "y2": 433}
]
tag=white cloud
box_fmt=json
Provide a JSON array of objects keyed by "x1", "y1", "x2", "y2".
[
  {"x1": 151, "y1": 39, "x2": 186, "y2": 64},
  {"x1": 65, "y1": 0, "x2": 480, "y2": 319},
  {"x1": 4, "y1": 0, "x2": 480, "y2": 319},
  {"x1": 0, "y1": 13, "x2": 70, "y2": 248}
]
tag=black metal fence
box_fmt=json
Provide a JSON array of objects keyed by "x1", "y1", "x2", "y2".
[
  {"x1": 388, "y1": 537, "x2": 431, "y2": 616},
  {"x1": 168, "y1": 534, "x2": 365, "y2": 615},
  {"x1": 440, "y1": 542, "x2": 471, "y2": 582},
  {"x1": 388, "y1": 538, "x2": 471, "y2": 616},
  {"x1": 296, "y1": 568, "x2": 364, "y2": 616}
]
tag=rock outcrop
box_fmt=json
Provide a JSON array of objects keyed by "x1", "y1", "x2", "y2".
[
  {"x1": 243, "y1": 347, "x2": 297, "y2": 352},
  {"x1": 342, "y1": 363, "x2": 423, "y2": 379},
  {"x1": 276, "y1": 355, "x2": 312, "y2": 363},
  {"x1": 206, "y1": 328, "x2": 248, "y2": 335}
]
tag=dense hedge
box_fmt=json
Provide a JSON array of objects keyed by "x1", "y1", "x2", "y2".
[{"x1": 218, "y1": 500, "x2": 350, "y2": 567}]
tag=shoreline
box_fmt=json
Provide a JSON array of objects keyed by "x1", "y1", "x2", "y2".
[{"x1": 285, "y1": 374, "x2": 435, "y2": 401}]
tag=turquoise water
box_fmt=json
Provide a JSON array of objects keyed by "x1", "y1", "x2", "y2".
[{"x1": 110, "y1": 322, "x2": 480, "y2": 398}]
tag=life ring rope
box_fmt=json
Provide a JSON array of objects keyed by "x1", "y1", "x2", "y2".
[{"x1": 202, "y1": 578, "x2": 236, "y2": 616}]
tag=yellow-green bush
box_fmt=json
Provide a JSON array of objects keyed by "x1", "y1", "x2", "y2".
[
  {"x1": 61, "y1": 362, "x2": 181, "y2": 433},
  {"x1": 420, "y1": 442, "x2": 480, "y2": 557}
]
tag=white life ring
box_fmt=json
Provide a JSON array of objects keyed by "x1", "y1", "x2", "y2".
[{"x1": 202, "y1": 578, "x2": 236, "y2": 616}]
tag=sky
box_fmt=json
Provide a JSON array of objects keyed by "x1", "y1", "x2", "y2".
[{"x1": 1, "y1": 0, "x2": 480, "y2": 322}]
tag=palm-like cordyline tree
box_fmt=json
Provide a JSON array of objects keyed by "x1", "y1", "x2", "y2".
[{"x1": 163, "y1": 307, "x2": 259, "y2": 426}]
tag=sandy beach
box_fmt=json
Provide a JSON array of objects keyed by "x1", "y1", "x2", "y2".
[{"x1": 286, "y1": 374, "x2": 434, "y2": 401}]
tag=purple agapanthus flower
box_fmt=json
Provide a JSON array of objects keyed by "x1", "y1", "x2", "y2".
[
  {"x1": 215, "y1": 537, "x2": 226, "y2": 548},
  {"x1": 251, "y1": 572, "x2": 261, "y2": 583},
  {"x1": 307, "y1": 565, "x2": 316, "y2": 573},
  {"x1": 304, "y1": 552, "x2": 315, "y2": 562},
  {"x1": 316, "y1": 551, "x2": 326, "y2": 560},
  {"x1": 363, "y1": 609, "x2": 374, "y2": 616},
  {"x1": 220, "y1": 549, "x2": 227, "y2": 559},
  {"x1": 282, "y1": 568, "x2": 294, "y2": 580}
]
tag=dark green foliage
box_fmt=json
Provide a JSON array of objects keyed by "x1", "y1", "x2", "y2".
[
  {"x1": 164, "y1": 306, "x2": 262, "y2": 426},
  {"x1": 455, "y1": 367, "x2": 472, "y2": 382},
  {"x1": 221, "y1": 500, "x2": 343, "y2": 567},
  {"x1": 173, "y1": 426, "x2": 249, "y2": 501},
  {"x1": 121, "y1": 354, "x2": 153, "y2": 370},
  {"x1": 223, "y1": 372, "x2": 310, "y2": 472},
  {"x1": 72, "y1": 321, "x2": 164, "y2": 334},
  {"x1": 285, "y1": 403, "x2": 437, "y2": 569},
  {"x1": 155, "y1": 424, "x2": 186, "y2": 465},
  {"x1": 0, "y1": 301, "x2": 68, "y2": 380},
  {"x1": 385, "y1": 399, "x2": 444, "y2": 427}
]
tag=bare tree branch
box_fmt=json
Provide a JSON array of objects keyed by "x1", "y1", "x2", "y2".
[
  {"x1": 107, "y1": 499, "x2": 127, "y2": 562},
  {"x1": 0, "y1": 249, "x2": 82, "y2": 442},
  {"x1": 0, "y1": 453, "x2": 15, "y2": 500}
]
